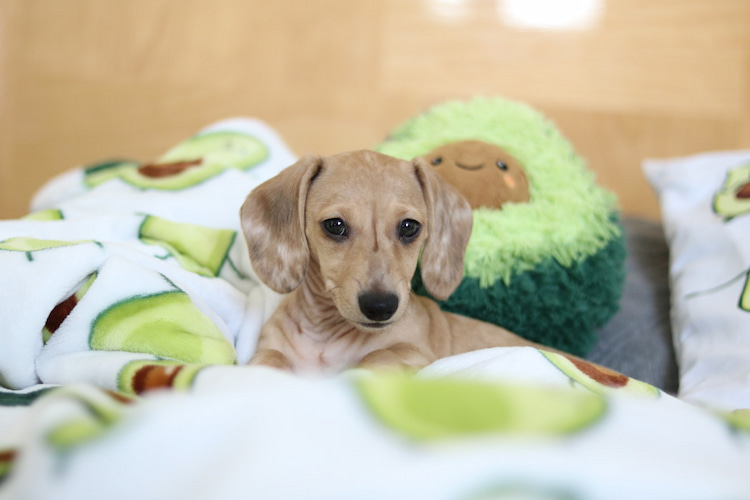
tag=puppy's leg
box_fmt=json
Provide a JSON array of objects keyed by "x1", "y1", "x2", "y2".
[
  {"x1": 249, "y1": 349, "x2": 293, "y2": 371},
  {"x1": 358, "y1": 343, "x2": 433, "y2": 371}
]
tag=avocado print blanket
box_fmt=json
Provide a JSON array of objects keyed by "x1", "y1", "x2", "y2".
[
  {"x1": 0, "y1": 118, "x2": 292, "y2": 393},
  {"x1": 1, "y1": 351, "x2": 749, "y2": 500},
  {"x1": 0, "y1": 119, "x2": 749, "y2": 499}
]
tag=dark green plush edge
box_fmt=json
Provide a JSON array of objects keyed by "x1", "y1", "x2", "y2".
[{"x1": 413, "y1": 216, "x2": 626, "y2": 358}]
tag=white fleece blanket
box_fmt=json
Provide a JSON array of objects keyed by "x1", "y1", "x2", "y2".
[
  {"x1": 1, "y1": 352, "x2": 750, "y2": 500},
  {"x1": 0, "y1": 120, "x2": 749, "y2": 499},
  {"x1": 0, "y1": 118, "x2": 290, "y2": 392}
]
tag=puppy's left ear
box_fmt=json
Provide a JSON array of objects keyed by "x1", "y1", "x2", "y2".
[
  {"x1": 240, "y1": 156, "x2": 323, "y2": 294},
  {"x1": 413, "y1": 157, "x2": 473, "y2": 300}
]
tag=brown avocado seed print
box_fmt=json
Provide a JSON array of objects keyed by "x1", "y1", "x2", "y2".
[
  {"x1": 131, "y1": 364, "x2": 185, "y2": 394},
  {"x1": 422, "y1": 140, "x2": 530, "y2": 210},
  {"x1": 138, "y1": 158, "x2": 204, "y2": 178},
  {"x1": 567, "y1": 356, "x2": 629, "y2": 388},
  {"x1": 736, "y1": 182, "x2": 750, "y2": 199}
]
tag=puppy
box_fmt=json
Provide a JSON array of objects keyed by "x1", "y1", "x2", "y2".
[{"x1": 240, "y1": 150, "x2": 547, "y2": 373}]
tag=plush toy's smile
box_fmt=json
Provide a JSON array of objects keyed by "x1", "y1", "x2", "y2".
[{"x1": 455, "y1": 162, "x2": 484, "y2": 171}]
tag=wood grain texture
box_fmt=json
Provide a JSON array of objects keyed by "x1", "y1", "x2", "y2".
[{"x1": 1, "y1": 0, "x2": 749, "y2": 219}]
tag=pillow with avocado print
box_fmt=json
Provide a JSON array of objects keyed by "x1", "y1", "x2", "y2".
[{"x1": 644, "y1": 150, "x2": 750, "y2": 411}]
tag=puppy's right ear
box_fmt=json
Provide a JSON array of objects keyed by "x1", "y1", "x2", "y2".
[{"x1": 240, "y1": 156, "x2": 323, "y2": 293}]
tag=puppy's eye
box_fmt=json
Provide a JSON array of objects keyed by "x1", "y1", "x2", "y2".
[
  {"x1": 322, "y1": 218, "x2": 348, "y2": 240},
  {"x1": 398, "y1": 219, "x2": 422, "y2": 243},
  {"x1": 496, "y1": 160, "x2": 509, "y2": 171},
  {"x1": 431, "y1": 157, "x2": 443, "y2": 166}
]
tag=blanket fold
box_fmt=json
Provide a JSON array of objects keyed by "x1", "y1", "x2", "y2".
[{"x1": 0, "y1": 119, "x2": 289, "y2": 391}]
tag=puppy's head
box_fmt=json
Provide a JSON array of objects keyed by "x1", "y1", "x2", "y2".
[{"x1": 240, "y1": 150, "x2": 473, "y2": 331}]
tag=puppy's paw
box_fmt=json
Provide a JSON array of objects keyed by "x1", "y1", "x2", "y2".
[
  {"x1": 357, "y1": 343, "x2": 430, "y2": 373},
  {"x1": 249, "y1": 349, "x2": 293, "y2": 371}
]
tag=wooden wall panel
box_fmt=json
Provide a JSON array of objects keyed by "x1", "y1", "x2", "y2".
[{"x1": 1, "y1": 0, "x2": 749, "y2": 219}]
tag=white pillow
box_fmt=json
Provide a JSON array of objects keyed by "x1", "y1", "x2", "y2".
[{"x1": 644, "y1": 151, "x2": 750, "y2": 411}]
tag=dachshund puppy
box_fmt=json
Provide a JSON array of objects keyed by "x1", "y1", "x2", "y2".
[{"x1": 240, "y1": 150, "x2": 546, "y2": 373}]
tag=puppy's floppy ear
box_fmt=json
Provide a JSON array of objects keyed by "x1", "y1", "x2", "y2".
[
  {"x1": 413, "y1": 157, "x2": 473, "y2": 300},
  {"x1": 240, "y1": 156, "x2": 323, "y2": 293}
]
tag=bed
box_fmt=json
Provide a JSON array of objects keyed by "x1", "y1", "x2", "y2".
[{"x1": 0, "y1": 118, "x2": 749, "y2": 500}]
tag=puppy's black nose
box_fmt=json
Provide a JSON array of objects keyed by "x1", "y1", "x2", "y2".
[{"x1": 358, "y1": 291, "x2": 399, "y2": 322}]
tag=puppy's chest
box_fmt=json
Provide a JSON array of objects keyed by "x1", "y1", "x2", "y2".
[{"x1": 286, "y1": 326, "x2": 380, "y2": 374}]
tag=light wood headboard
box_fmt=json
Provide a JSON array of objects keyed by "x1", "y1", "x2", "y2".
[{"x1": 2, "y1": 0, "x2": 749, "y2": 220}]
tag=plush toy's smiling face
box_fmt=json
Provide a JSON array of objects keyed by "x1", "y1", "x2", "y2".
[{"x1": 422, "y1": 140, "x2": 530, "y2": 210}]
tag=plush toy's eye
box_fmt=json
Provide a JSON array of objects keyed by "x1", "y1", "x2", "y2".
[
  {"x1": 398, "y1": 219, "x2": 422, "y2": 243},
  {"x1": 496, "y1": 160, "x2": 509, "y2": 171},
  {"x1": 322, "y1": 218, "x2": 348, "y2": 240},
  {"x1": 431, "y1": 157, "x2": 443, "y2": 166}
]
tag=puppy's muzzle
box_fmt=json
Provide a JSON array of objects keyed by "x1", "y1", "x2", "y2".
[{"x1": 358, "y1": 291, "x2": 399, "y2": 323}]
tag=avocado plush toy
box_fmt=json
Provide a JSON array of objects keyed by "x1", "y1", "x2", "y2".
[{"x1": 376, "y1": 97, "x2": 626, "y2": 356}]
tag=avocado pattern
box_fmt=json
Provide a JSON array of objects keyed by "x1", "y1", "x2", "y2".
[
  {"x1": 723, "y1": 408, "x2": 750, "y2": 434},
  {"x1": 0, "y1": 220, "x2": 243, "y2": 395},
  {"x1": 541, "y1": 351, "x2": 660, "y2": 398},
  {"x1": 740, "y1": 274, "x2": 750, "y2": 312},
  {"x1": 118, "y1": 360, "x2": 206, "y2": 395},
  {"x1": 23, "y1": 209, "x2": 64, "y2": 221},
  {"x1": 683, "y1": 164, "x2": 750, "y2": 313},
  {"x1": 90, "y1": 291, "x2": 236, "y2": 365},
  {"x1": 84, "y1": 131, "x2": 268, "y2": 190},
  {"x1": 0, "y1": 237, "x2": 98, "y2": 262},
  {"x1": 0, "y1": 449, "x2": 15, "y2": 482},
  {"x1": 358, "y1": 373, "x2": 606, "y2": 440},
  {"x1": 43, "y1": 273, "x2": 97, "y2": 344},
  {"x1": 713, "y1": 162, "x2": 750, "y2": 221},
  {"x1": 44, "y1": 387, "x2": 133, "y2": 451},
  {"x1": 3, "y1": 368, "x2": 750, "y2": 499},
  {"x1": 139, "y1": 216, "x2": 236, "y2": 277}
]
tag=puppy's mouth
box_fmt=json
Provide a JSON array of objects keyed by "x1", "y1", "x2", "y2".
[{"x1": 357, "y1": 321, "x2": 393, "y2": 330}]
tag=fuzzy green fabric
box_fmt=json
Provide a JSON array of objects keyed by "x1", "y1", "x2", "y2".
[
  {"x1": 412, "y1": 224, "x2": 625, "y2": 357},
  {"x1": 376, "y1": 97, "x2": 626, "y2": 356}
]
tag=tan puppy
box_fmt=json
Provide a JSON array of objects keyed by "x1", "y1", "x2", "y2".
[{"x1": 240, "y1": 150, "x2": 545, "y2": 373}]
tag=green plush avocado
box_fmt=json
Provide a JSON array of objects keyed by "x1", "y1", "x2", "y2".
[
  {"x1": 377, "y1": 97, "x2": 625, "y2": 356},
  {"x1": 713, "y1": 162, "x2": 750, "y2": 220},
  {"x1": 84, "y1": 131, "x2": 268, "y2": 190}
]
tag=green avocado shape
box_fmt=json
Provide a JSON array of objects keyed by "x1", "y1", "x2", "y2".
[
  {"x1": 542, "y1": 351, "x2": 660, "y2": 398},
  {"x1": 84, "y1": 160, "x2": 141, "y2": 188},
  {"x1": 90, "y1": 291, "x2": 236, "y2": 365},
  {"x1": 23, "y1": 209, "x2": 64, "y2": 221},
  {"x1": 0, "y1": 237, "x2": 86, "y2": 252},
  {"x1": 84, "y1": 131, "x2": 268, "y2": 190},
  {"x1": 358, "y1": 374, "x2": 605, "y2": 440},
  {"x1": 45, "y1": 388, "x2": 130, "y2": 450},
  {"x1": 117, "y1": 360, "x2": 206, "y2": 395},
  {"x1": 713, "y1": 163, "x2": 750, "y2": 220},
  {"x1": 739, "y1": 273, "x2": 750, "y2": 312},
  {"x1": 139, "y1": 216, "x2": 236, "y2": 277},
  {"x1": 724, "y1": 408, "x2": 750, "y2": 433}
]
